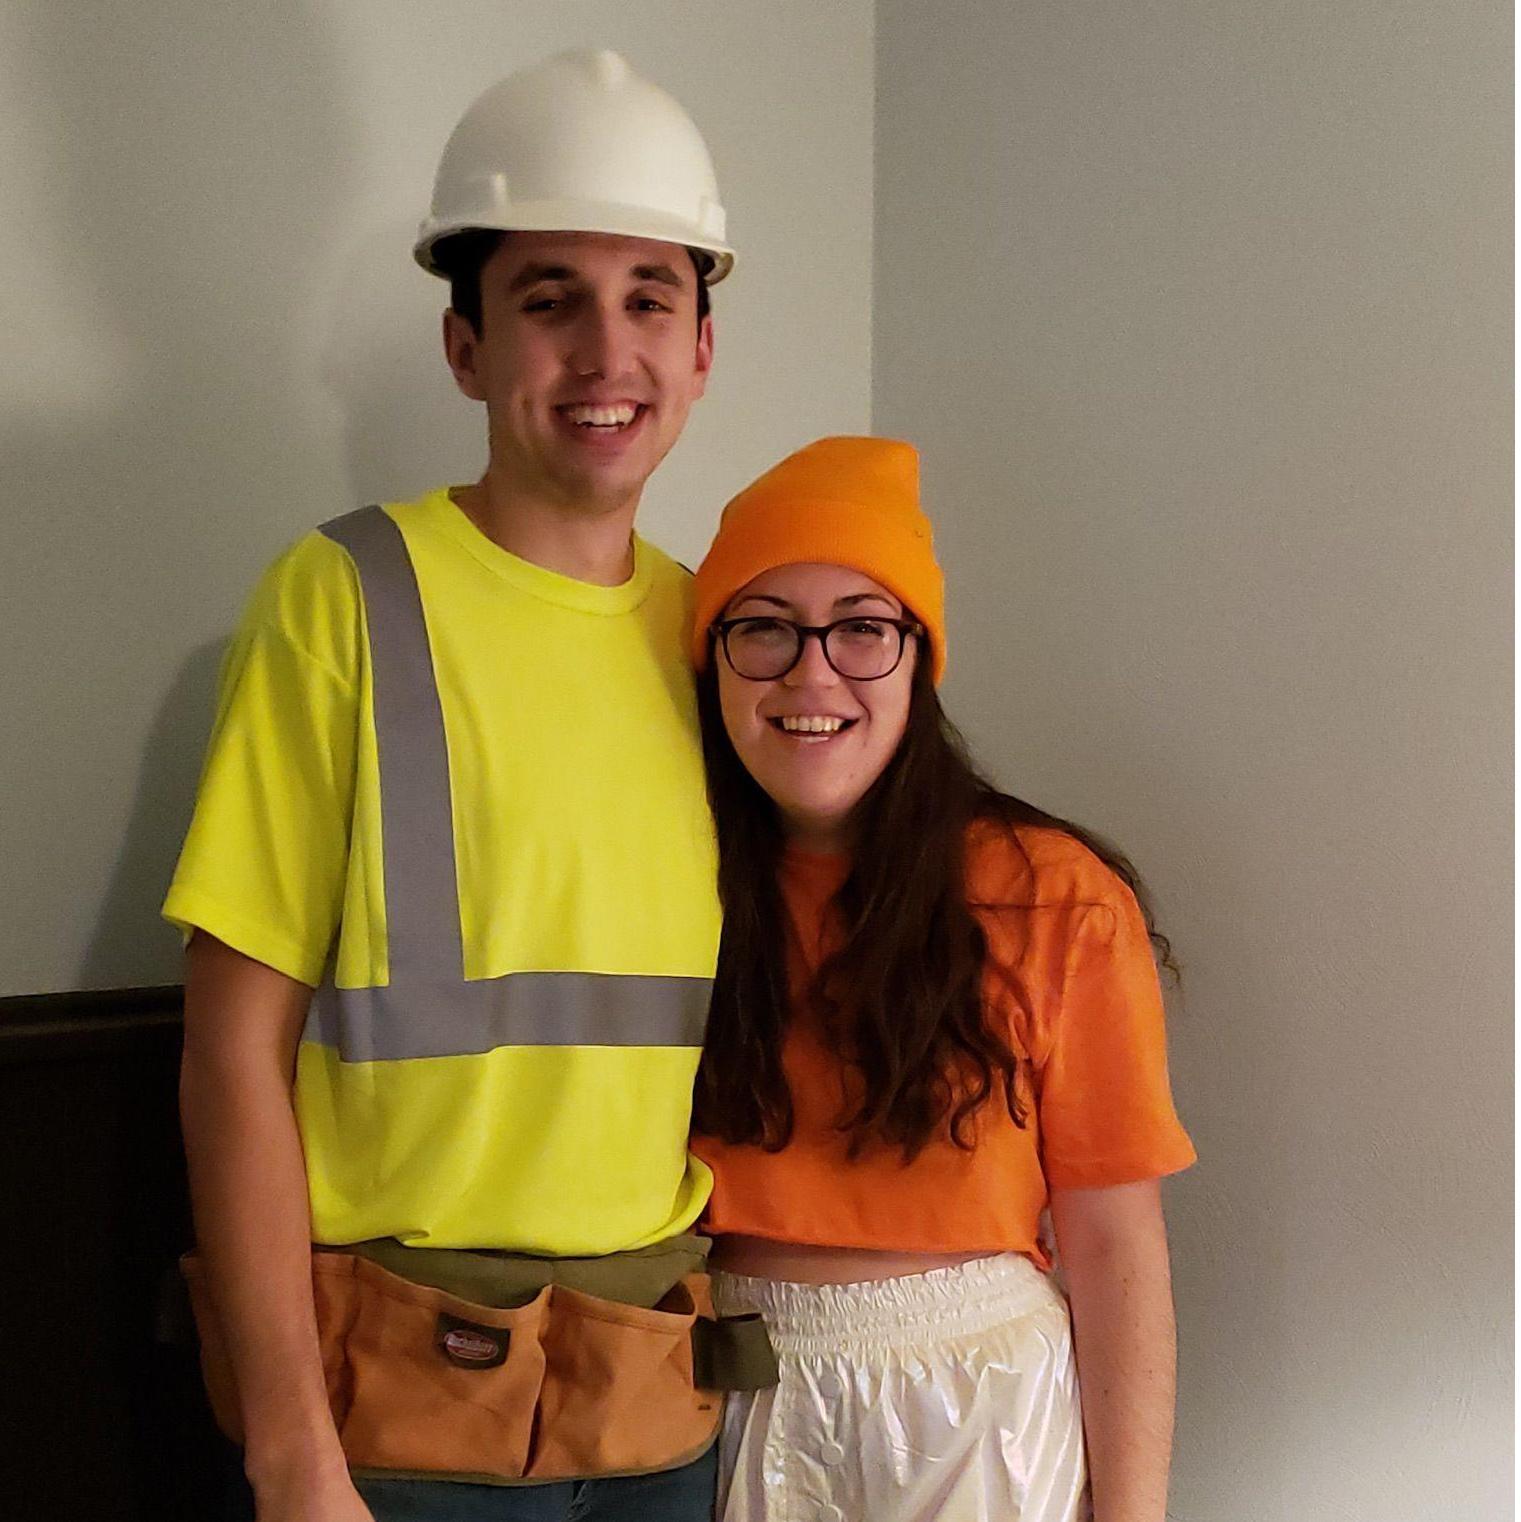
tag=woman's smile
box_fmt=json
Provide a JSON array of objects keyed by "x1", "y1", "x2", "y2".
[{"x1": 716, "y1": 563, "x2": 916, "y2": 851}]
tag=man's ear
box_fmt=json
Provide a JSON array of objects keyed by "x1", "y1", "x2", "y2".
[
  {"x1": 691, "y1": 313, "x2": 715, "y2": 401},
  {"x1": 442, "y1": 308, "x2": 487, "y2": 402}
]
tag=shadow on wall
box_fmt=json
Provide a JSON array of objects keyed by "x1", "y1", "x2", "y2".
[
  {"x1": 0, "y1": 2, "x2": 476, "y2": 989},
  {"x1": 319, "y1": 219, "x2": 487, "y2": 507},
  {"x1": 80, "y1": 640, "x2": 225, "y2": 987}
]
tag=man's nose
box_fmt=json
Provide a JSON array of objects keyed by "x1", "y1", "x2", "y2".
[{"x1": 567, "y1": 304, "x2": 635, "y2": 380}]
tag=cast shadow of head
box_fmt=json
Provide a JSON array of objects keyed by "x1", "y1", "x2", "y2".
[{"x1": 318, "y1": 217, "x2": 485, "y2": 508}]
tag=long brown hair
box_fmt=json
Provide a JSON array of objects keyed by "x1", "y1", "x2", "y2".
[{"x1": 692, "y1": 650, "x2": 1174, "y2": 1162}]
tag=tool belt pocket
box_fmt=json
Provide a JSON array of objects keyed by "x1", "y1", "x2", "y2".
[
  {"x1": 336, "y1": 1255, "x2": 549, "y2": 1479},
  {"x1": 183, "y1": 1252, "x2": 550, "y2": 1481},
  {"x1": 529, "y1": 1276, "x2": 718, "y2": 1480},
  {"x1": 182, "y1": 1252, "x2": 737, "y2": 1482}
]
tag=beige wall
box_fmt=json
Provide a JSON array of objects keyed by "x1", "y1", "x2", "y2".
[
  {"x1": 874, "y1": 1, "x2": 1510, "y2": 1517},
  {"x1": 0, "y1": 0, "x2": 874, "y2": 994},
  {"x1": 3, "y1": 2, "x2": 1509, "y2": 1509}
]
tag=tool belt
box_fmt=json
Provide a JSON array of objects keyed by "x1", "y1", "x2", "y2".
[{"x1": 181, "y1": 1234, "x2": 778, "y2": 1485}]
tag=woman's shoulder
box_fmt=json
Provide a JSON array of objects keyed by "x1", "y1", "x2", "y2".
[{"x1": 964, "y1": 816, "x2": 1132, "y2": 912}]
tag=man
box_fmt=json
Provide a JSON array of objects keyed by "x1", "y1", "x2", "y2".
[{"x1": 166, "y1": 49, "x2": 736, "y2": 1522}]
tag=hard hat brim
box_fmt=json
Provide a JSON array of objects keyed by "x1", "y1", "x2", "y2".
[{"x1": 414, "y1": 199, "x2": 735, "y2": 283}]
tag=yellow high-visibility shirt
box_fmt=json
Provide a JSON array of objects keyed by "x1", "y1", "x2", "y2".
[{"x1": 165, "y1": 488, "x2": 720, "y2": 1254}]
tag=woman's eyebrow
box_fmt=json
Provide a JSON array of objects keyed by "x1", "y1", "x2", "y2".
[
  {"x1": 728, "y1": 594, "x2": 793, "y2": 613},
  {"x1": 727, "y1": 591, "x2": 901, "y2": 616},
  {"x1": 834, "y1": 593, "x2": 900, "y2": 612}
]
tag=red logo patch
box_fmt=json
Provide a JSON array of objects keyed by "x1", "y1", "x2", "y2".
[
  {"x1": 443, "y1": 1328, "x2": 501, "y2": 1363},
  {"x1": 436, "y1": 1311, "x2": 509, "y2": 1368}
]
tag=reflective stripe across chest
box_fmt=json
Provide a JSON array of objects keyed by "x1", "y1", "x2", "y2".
[{"x1": 305, "y1": 505, "x2": 710, "y2": 1061}]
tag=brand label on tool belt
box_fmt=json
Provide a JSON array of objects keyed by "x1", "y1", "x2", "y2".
[{"x1": 436, "y1": 1312, "x2": 509, "y2": 1369}]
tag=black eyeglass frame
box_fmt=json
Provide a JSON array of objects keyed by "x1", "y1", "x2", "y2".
[{"x1": 709, "y1": 615, "x2": 926, "y2": 682}]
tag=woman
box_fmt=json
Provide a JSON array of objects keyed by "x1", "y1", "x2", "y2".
[{"x1": 688, "y1": 437, "x2": 1195, "y2": 1522}]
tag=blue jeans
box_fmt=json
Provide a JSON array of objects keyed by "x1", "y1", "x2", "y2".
[{"x1": 354, "y1": 1443, "x2": 718, "y2": 1522}]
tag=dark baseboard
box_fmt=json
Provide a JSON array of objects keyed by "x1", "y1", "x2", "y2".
[
  {"x1": 0, "y1": 985, "x2": 183, "y2": 1065},
  {"x1": 0, "y1": 982, "x2": 225, "y2": 1520}
]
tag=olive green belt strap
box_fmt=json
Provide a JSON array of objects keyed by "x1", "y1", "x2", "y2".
[
  {"x1": 338, "y1": 1234, "x2": 709, "y2": 1310},
  {"x1": 691, "y1": 1314, "x2": 780, "y2": 1392}
]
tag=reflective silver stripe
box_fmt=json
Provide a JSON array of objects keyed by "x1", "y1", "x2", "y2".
[
  {"x1": 306, "y1": 970, "x2": 710, "y2": 1060},
  {"x1": 308, "y1": 504, "x2": 710, "y2": 1060},
  {"x1": 321, "y1": 505, "x2": 462, "y2": 985}
]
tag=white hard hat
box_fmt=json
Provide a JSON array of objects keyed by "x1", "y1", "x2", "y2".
[{"x1": 415, "y1": 49, "x2": 734, "y2": 283}]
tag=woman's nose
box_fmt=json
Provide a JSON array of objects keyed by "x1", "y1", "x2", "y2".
[{"x1": 783, "y1": 631, "x2": 841, "y2": 686}]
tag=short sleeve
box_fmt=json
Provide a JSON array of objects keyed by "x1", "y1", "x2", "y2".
[
  {"x1": 162, "y1": 534, "x2": 363, "y2": 987},
  {"x1": 1036, "y1": 878, "x2": 1196, "y2": 1190}
]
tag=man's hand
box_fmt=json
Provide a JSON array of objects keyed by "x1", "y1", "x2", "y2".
[{"x1": 251, "y1": 1456, "x2": 376, "y2": 1522}]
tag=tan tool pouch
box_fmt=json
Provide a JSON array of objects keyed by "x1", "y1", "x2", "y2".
[{"x1": 182, "y1": 1244, "x2": 777, "y2": 1484}]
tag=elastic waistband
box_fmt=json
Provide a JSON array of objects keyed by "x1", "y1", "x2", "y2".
[{"x1": 710, "y1": 1252, "x2": 1063, "y2": 1356}]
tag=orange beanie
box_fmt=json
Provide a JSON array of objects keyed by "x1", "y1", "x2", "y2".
[{"x1": 691, "y1": 436, "x2": 946, "y2": 682}]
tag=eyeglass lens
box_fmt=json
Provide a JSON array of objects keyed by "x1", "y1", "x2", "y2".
[{"x1": 724, "y1": 618, "x2": 905, "y2": 680}]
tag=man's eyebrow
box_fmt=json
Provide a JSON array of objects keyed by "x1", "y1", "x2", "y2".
[
  {"x1": 505, "y1": 262, "x2": 578, "y2": 293},
  {"x1": 504, "y1": 261, "x2": 686, "y2": 294},
  {"x1": 632, "y1": 263, "x2": 685, "y2": 289}
]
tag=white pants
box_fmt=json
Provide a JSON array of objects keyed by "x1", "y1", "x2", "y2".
[{"x1": 713, "y1": 1253, "x2": 1090, "y2": 1522}]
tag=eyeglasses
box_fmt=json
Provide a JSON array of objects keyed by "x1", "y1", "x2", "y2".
[{"x1": 711, "y1": 616, "x2": 924, "y2": 682}]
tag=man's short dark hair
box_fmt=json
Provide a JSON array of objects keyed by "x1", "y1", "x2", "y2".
[{"x1": 434, "y1": 231, "x2": 712, "y2": 337}]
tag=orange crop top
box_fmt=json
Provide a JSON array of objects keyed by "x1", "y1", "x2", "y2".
[{"x1": 692, "y1": 823, "x2": 1195, "y2": 1267}]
